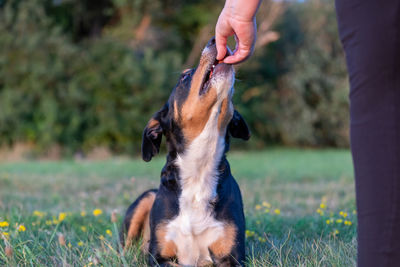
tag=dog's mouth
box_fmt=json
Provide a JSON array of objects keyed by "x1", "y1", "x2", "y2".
[
  {"x1": 200, "y1": 58, "x2": 221, "y2": 95},
  {"x1": 199, "y1": 47, "x2": 232, "y2": 95}
]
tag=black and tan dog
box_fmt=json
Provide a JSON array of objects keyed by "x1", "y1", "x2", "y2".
[{"x1": 121, "y1": 37, "x2": 250, "y2": 267}]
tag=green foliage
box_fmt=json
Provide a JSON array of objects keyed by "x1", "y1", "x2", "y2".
[
  {"x1": 0, "y1": 0, "x2": 349, "y2": 155},
  {"x1": 278, "y1": 2, "x2": 349, "y2": 147},
  {"x1": 0, "y1": 0, "x2": 182, "y2": 154},
  {"x1": 234, "y1": 0, "x2": 349, "y2": 148}
]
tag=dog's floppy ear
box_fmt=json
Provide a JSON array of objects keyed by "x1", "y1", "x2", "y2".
[
  {"x1": 141, "y1": 104, "x2": 168, "y2": 162},
  {"x1": 228, "y1": 110, "x2": 250, "y2": 141}
]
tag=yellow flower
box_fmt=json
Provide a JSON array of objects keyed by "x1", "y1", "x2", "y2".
[
  {"x1": 58, "y1": 212, "x2": 67, "y2": 222},
  {"x1": 274, "y1": 209, "x2": 281, "y2": 215},
  {"x1": 68, "y1": 242, "x2": 72, "y2": 249},
  {"x1": 2, "y1": 232, "x2": 9, "y2": 237},
  {"x1": 255, "y1": 204, "x2": 262, "y2": 210},
  {"x1": 316, "y1": 208, "x2": 324, "y2": 216},
  {"x1": 336, "y1": 219, "x2": 343, "y2": 224},
  {"x1": 81, "y1": 226, "x2": 87, "y2": 232},
  {"x1": 262, "y1": 201, "x2": 271, "y2": 208},
  {"x1": 339, "y1": 211, "x2": 348, "y2": 218},
  {"x1": 245, "y1": 230, "x2": 255, "y2": 238},
  {"x1": 45, "y1": 220, "x2": 52, "y2": 226},
  {"x1": 106, "y1": 229, "x2": 112, "y2": 236},
  {"x1": 319, "y1": 203, "x2": 327, "y2": 209},
  {"x1": 344, "y1": 220, "x2": 353, "y2": 226},
  {"x1": 17, "y1": 224, "x2": 26, "y2": 232},
  {"x1": 334, "y1": 229, "x2": 339, "y2": 235},
  {"x1": 93, "y1": 209, "x2": 103, "y2": 216},
  {"x1": 33, "y1": 210, "x2": 45, "y2": 217},
  {"x1": 326, "y1": 219, "x2": 331, "y2": 225},
  {"x1": 258, "y1": 237, "x2": 266, "y2": 243},
  {"x1": 0, "y1": 221, "x2": 9, "y2": 227},
  {"x1": 80, "y1": 211, "x2": 86, "y2": 217},
  {"x1": 78, "y1": 241, "x2": 84, "y2": 246}
]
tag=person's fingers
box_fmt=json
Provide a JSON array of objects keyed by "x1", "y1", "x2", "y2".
[
  {"x1": 223, "y1": 21, "x2": 256, "y2": 64},
  {"x1": 223, "y1": 37, "x2": 254, "y2": 64},
  {"x1": 223, "y1": 48, "x2": 251, "y2": 64},
  {"x1": 215, "y1": 31, "x2": 228, "y2": 61}
]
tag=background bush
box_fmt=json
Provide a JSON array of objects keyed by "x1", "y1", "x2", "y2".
[{"x1": 0, "y1": 0, "x2": 349, "y2": 156}]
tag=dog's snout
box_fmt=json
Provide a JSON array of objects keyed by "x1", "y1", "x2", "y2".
[{"x1": 206, "y1": 37, "x2": 216, "y2": 47}]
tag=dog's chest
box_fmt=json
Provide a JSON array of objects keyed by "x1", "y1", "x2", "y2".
[
  {"x1": 165, "y1": 111, "x2": 226, "y2": 265},
  {"x1": 165, "y1": 203, "x2": 224, "y2": 265}
]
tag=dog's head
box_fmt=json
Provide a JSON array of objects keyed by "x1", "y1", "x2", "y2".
[{"x1": 141, "y1": 37, "x2": 250, "y2": 162}]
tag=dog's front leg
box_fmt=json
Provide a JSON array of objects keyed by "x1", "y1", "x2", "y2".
[
  {"x1": 208, "y1": 224, "x2": 245, "y2": 267},
  {"x1": 148, "y1": 223, "x2": 178, "y2": 267}
]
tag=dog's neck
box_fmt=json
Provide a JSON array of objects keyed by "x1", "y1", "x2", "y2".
[{"x1": 175, "y1": 106, "x2": 228, "y2": 213}]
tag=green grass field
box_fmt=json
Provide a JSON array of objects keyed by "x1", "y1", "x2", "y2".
[{"x1": 0, "y1": 148, "x2": 357, "y2": 266}]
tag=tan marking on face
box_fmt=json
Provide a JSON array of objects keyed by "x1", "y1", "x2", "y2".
[
  {"x1": 180, "y1": 73, "x2": 218, "y2": 142},
  {"x1": 178, "y1": 46, "x2": 234, "y2": 142},
  {"x1": 173, "y1": 100, "x2": 179, "y2": 121},
  {"x1": 209, "y1": 224, "x2": 237, "y2": 258},
  {"x1": 124, "y1": 192, "x2": 156, "y2": 251},
  {"x1": 218, "y1": 98, "x2": 234, "y2": 135},
  {"x1": 156, "y1": 223, "x2": 177, "y2": 258}
]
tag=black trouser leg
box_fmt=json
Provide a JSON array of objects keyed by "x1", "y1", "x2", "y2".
[{"x1": 335, "y1": 0, "x2": 400, "y2": 266}]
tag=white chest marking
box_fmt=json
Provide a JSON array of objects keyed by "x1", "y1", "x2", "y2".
[{"x1": 166, "y1": 103, "x2": 227, "y2": 266}]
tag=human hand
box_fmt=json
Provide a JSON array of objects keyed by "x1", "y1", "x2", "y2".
[{"x1": 215, "y1": 1, "x2": 259, "y2": 64}]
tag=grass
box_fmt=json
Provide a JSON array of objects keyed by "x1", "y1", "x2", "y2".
[{"x1": 0, "y1": 148, "x2": 357, "y2": 266}]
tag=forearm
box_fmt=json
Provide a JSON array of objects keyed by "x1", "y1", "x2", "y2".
[{"x1": 223, "y1": 0, "x2": 262, "y2": 22}]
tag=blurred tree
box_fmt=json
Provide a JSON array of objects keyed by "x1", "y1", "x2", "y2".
[
  {"x1": 0, "y1": 0, "x2": 181, "y2": 155},
  {"x1": 0, "y1": 0, "x2": 349, "y2": 157},
  {"x1": 277, "y1": 0, "x2": 349, "y2": 147},
  {"x1": 234, "y1": 0, "x2": 349, "y2": 148}
]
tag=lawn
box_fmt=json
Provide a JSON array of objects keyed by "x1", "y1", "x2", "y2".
[{"x1": 0, "y1": 148, "x2": 356, "y2": 266}]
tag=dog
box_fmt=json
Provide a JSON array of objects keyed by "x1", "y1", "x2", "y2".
[{"x1": 121, "y1": 37, "x2": 250, "y2": 267}]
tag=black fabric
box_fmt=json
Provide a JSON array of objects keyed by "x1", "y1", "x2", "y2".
[{"x1": 335, "y1": 1, "x2": 400, "y2": 266}]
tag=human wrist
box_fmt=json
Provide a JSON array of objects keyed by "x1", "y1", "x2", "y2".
[{"x1": 223, "y1": 0, "x2": 261, "y2": 22}]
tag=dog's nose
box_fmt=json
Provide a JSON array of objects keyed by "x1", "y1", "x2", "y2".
[{"x1": 206, "y1": 37, "x2": 216, "y2": 47}]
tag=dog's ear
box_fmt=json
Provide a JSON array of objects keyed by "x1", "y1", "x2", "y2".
[
  {"x1": 142, "y1": 104, "x2": 168, "y2": 162},
  {"x1": 228, "y1": 110, "x2": 250, "y2": 141}
]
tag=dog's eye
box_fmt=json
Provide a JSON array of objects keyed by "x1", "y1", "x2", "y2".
[
  {"x1": 180, "y1": 71, "x2": 191, "y2": 82},
  {"x1": 182, "y1": 68, "x2": 191, "y2": 74}
]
